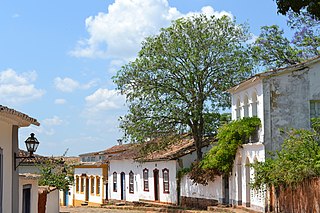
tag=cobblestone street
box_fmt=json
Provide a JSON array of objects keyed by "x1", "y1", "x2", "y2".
[{"x1": 60, "y1": 206, "x2": 159, "y2": 213}]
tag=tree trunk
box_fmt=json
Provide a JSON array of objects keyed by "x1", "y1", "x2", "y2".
[{"x1": 194, "y1": 133, "x2": 203, "y2": 161}]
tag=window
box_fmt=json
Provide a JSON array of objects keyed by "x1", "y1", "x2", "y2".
[
  {"x1": 81, "y1": 177, "x2": 85, "y2": 193},
  {"x1": 162, "y1": 169, "x2": 169, "y2": 193},
  {"x1": 96, "y1": 176, "x2": 100, "y2": 195},
  {"x1": 90, "y1": 176, "x2": 95, "y2": 194},
  {"x1": 236, "y1": 98, "x2": 241, "y2": 120},
  {"x1": 252, "y1": 92, "x2": 258, "y2": 117},
  {"x1": 75, "y1": 176, "x2": 79, "y2": 192},
  {"x1": 129, "y1": 171, "x2": 134, "y2": 194},
  {"x1": 243, "y1": 95, "x2": 249, "y2": 117},
  {"x1": 81, "y1": 157, "x2": 86, "y2": 162},
  {"x1": 90, "y1": 156, "x2": 95, "y2": 162},
  {"x1": 113, "y1": 172, "x2": 117, "y2": 192},
  {"x1": 143, "y1": 169, "x2": 149, "y2": 191},
  {"x1": 310, "y1": 101, "x2": 320, "y2": 119}
]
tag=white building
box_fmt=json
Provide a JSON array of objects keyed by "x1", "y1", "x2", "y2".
[
  {"x1": 0, "y1": 105, "x2": 40, "y2": 213},
  {"x1": 108, "y1": 138, "x2": 212, "y2": 205},
  {"x1": 73, "y1": 144, "x2": 129, "y2": 206},
  {"x1": 227, "y1": 56, "x2": 320, "y2": 212}
]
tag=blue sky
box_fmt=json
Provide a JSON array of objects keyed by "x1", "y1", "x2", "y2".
[{"x1": 0, "y1": 0, "x2": 291, "y2": 156}]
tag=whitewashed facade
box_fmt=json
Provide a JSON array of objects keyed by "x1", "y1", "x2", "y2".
[
  {"x1": 109, "y1": 159, "x2": 177, "y2": 203},
  {"x1": 0, "y1": 105, "x2": 39, "y2": 213},
  {"x1": 73, "y1": 164, "x2": 107, "y2": 206},
  {"x1": 227, "y1": 56, "x2": 320, "y2": 212},
  {"x1": 108, "y1": 141, "x2": 212, "y2": 205}
]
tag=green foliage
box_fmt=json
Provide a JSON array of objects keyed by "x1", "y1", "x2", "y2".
[
  {"x1": 287, "y1": 10, "x2": 320, "y2": 58},
  {"x1": 113, "y1": 14, "x2": 254, "y2": 160},
  {"x1": 200, "y1": 117, "x2": 261, "y2": 176},
  {"x1": 252, "y1": 11, "x2": 319, "y2": 70},
  {"x1": 275, "y1": 0, "x2": 320, "y2": 20},
  {"x1": 251, "y1": 25, "x2": 303, "y2": 69},
  {"x1": 38, "y1": 158, "x2": 74, "y2": 190},
  {"x1": 252, "y1": 118, "x2": 320, "y2": 189}
]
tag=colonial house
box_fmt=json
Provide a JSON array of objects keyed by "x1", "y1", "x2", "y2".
[
  {"x1": 226, "y1": 56, "x2": 320, "y2": 212},
  {"x1": 73, "y1": 143, "x2": 129, "y2": 206},
  {"x1": 108, "y1": 137, "x2": 213, "y2": 205},
  {"x1": 0, "y1": 105, "x2": 40, "y2": 213}
]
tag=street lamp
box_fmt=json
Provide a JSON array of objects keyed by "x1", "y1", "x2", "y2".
[{"x1": 14, "y1": 133, "x2": 40, "y2": 170}]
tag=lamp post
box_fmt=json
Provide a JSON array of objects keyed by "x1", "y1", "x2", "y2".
[{"x1": 14, "y1": 133, "x2": 40, "y2": 170}]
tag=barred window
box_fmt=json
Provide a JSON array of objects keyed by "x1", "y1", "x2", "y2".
[
  {"x1": 90, "y1": 176, "x2": 95, "y2": 194},
  {"x1": 143, "y1": 169, "x2": 149, "y2": 191},
  {"x1": 113, "y1": 172, "x2": 117, "y2": 192},
  {"x1": 96, "y1": 176, "x2": 100, "y2": 195},
  {"x1": 81, "y1": 177, "x2": 85, "y2": 193},
  {"x1": 75, "y1": 176, "x2": 79, "y2": 192},
  {"x1": 162, "y1": 169, "x2": 169, "y2": 193},
  {"x1": 129, "y1": 171, "x2": 134, "y2": 193}
]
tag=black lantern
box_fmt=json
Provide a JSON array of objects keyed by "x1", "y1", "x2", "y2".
[
  {"x1": 14, "y1": 133, "x2": 40, "y2": 170},
  {"x1": 25, "y1": 133, "x2": 39, "y2": 156}
]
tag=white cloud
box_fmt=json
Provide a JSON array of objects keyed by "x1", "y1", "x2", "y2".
[
  {"x1": 42, "y1": 116, "x2": 63, "y2": 126},
  {"x1": 71, "y1": 1, "x2": 233, "y2": 61},
  {"x1": 186, "y1": 6, "x2": 233, "y2": 19},
  {"x1": 85, "y1": 88, "x2": 125, "y2": 113},
  {"x1": 54, "y1": 99, "x2": 66, "y2": 105},
  {"x1": 54, "y1": 77, "x2": 80, "y2": 92},
  {"x1": 0, "y1": 69, "x2": 45, "y2": 105},
  {"x1": 70, "y1": 0, "x2": 182, "y2": 60},
  {"x1": 54, "y1": 77, "x2": 97, "y2": 92}
]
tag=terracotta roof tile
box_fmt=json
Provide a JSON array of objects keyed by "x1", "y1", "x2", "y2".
[{"x1": 0, "y1": 105, "x2": 39, "y2": 126}]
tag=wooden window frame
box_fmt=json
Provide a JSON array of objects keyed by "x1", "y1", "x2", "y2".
[
  {"x1": 90, "y1": 176, "x2": 95, "y2": 194},
  {"x1": 80, "y1": 176, "x2": 85, "y2": 194},
  {"x1": 113, "y1": 172, "x2": 117, "y2": 192},
  {"x1": 162, "y1": 168, "x2": 169, "y2": 194},
  {"x1": 96, "y1": 176, "x2": 100, "y2": 195},
  {"x1": 129, "y1": 171, "x2": 134, "y2": 194},
  {"x1": 75, "y1": 176, "x2": 79, "y2": 192},
  {"x1": 143, "y1": 168, "x2": 149, "y2": 191}
]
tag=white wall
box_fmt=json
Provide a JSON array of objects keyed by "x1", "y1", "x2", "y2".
[
  {"x1": 109, "y1": 159, "x2": 178, "y2": 204},
  {"x1": 181, "y1": 175, "x2": 222, "y2": 201},
  {"x1": 74, "y1": 167, "x2": 105, "y2": 204},
  {"x1": 0, "y1": 120, "x2": 13, "y2": 213},
  {"x1": 19, "y1": 177, "x2": 38, "y2": 213},
  {"x1": 229, "y1": 143, "x2": 265, "y2": 210},
  {"x1": 46, "y1": 189, "x2": 59, "y2": 213}
]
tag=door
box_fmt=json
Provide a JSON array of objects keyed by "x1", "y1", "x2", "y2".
[
  {"x1": 85, "y1": 178, "x2": 90, "y2": 202},
  {"x1": 22, "y1": 184, "x2": 31, "y2": 213},
  {"x1": 105, "y1": 183, "x2": 108, "y2": 200},
  {"x1": 120, "y1": 172, "x2": 126, "y2": 200},
  {"x1": 63, "y1": 189, "x2": 69, "y2": 206},
  {"x1": 153, "y1": 169, "x2": 159, "y2": 201},
  {"x1": 223, "y1": 175, "x2": 229, "y2": 204}
]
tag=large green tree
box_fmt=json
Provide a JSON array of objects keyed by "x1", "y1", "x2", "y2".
[
  {"x1": 113, "y1": 15, "x2": 253, "y2": 161},
  {"x1": 275, "y1": 0, "x2": 320, "y2": 19},
  {"x1": 252, "y1": 11, "x2": 319, "y2": 70}
]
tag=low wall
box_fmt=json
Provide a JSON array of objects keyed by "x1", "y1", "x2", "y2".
[
  {"x1": 181, "y1": 196, "x2": 218, "y2": 209},
  {"x1": 271, "y1": 178, "x2": 320, "y2": 213}
]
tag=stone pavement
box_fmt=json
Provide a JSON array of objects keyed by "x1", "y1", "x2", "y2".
[{"x1": 60, "y1": 205, "x2": 252, "y2": 213}]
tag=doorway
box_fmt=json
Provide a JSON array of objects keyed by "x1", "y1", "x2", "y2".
[
  {"x1": 237, "y1": 156, "x2": 242, "y2": 205},
  {"x1": 222, "y1": 175, "x2": 229, "y2": 204},
  {"x1": 120, "y1": 172, "x2": 126, "y2": 200},
  {"x1": 22, "y1": 184, "x2": 31, "y2": 213},
  {"x1": 153, "y1": 169, "x2": 159, "y2": 201},
  {"x1": 63, "y1": 189, "x2": 69, "y2": 206},
  {"x1": 85, "y1": 178, "x2": 90, "y2": 202},
  {"x1": 245, "y1": 157, "x2": 251, "y2": 207}
]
